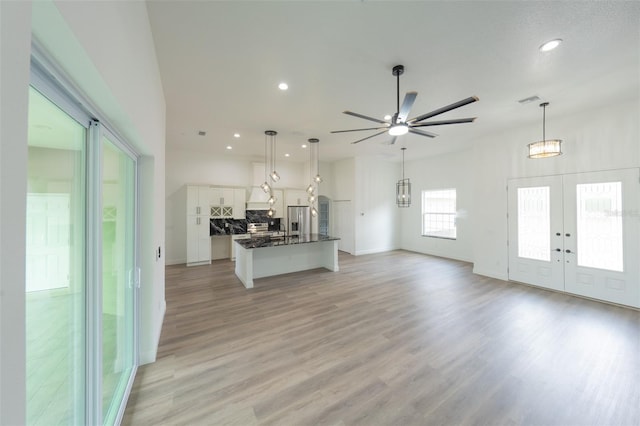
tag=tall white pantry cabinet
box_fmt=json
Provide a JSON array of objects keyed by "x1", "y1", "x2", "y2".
[{"x1": 186, "y1": 185, "x2": 211, "y2": 265}]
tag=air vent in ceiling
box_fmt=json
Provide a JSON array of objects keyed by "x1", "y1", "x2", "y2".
[{"x1": 518, "y1": 95, "x2": 541, "y2": 105}]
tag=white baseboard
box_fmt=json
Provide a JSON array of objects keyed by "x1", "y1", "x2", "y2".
[
  {"x1": 139, "y1": 299, "x2": 166, "y2": 365},
  {"x1": 354, "y1": 246, "x2": 398, "y2": 256},
  {"x1": 472, "y1": 266, "x2": 508, "y2": 281},
  {"x1": 165, "y1": 258, "x2": 185, "y2": 266}
]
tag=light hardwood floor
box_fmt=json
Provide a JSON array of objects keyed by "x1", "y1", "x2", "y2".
[{"x1": 123, "y1": 250, "x2": 640, "y2": 425}]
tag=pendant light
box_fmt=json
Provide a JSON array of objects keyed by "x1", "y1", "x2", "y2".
[
  {"x1": 308, "y1": 138, "x2": 321, "y2": 217},
  {"x1": 266, "y1": 130, "x2": 280, "y2": 181},
  {"x1": 528, "y1": 102, "x2": 562, "y2": 158},
  {"x1": 261, "y1": 131, "x2": 272, "y2": 193},
  {"x1": 264, "y1": 130, "x2": 279, "y2": 217},
  {"x1": 397, "y1": 147, "x2": 411, "y2": 207}
]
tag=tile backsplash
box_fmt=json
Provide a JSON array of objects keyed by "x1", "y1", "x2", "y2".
[{"x1": 210, "y1": 210, "x2": 281, "y2": 236}]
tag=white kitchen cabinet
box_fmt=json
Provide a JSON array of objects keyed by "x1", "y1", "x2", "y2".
[
  {"x1": 186, "y1": 214, "x2": 211, "y2": 265},
  {"x1": 233, "y1": 188, "x2": 246, "y2": 219},
  {"x1": 187, "y1": 185, "x2": 211, "y2": 216},
  {"x1": 186, "y1": 185, "x2": 212, "y2": 266},
  {"x1": 210, "y1": 187, "x2": 235, "y2": 218}
]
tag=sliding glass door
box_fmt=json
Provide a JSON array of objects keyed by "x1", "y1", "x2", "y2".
[
  {"x1": 102, "y1": 134, "x2": 137, "y2": 424},
  {"x1": 26, "y1": 85, "x2": 87, "y2": 425},
  {"x1": 27, "y1": 60, "x2": 139, "y2": 425}
]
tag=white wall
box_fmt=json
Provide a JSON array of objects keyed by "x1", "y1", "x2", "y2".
[
  {"x1": 398, "y1": 99, "x2": 640, "y2": 280},
  {"x1": 0, "y1": 1, "x2": 31, "y2": 423},
  {"x1": 471, "y1": 99, "x2": 639, "y2": 280},
  {"x1": 354, "y1": 157, "x2": 400, "y2": 255},
  {"x1": 400, "y1": 149, "x2": 475, "y2": 262}
]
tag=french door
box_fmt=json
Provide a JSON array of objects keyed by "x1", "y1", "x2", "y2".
[{"x1": 508, "y1": 169, "x2": 640, "y2": 308}]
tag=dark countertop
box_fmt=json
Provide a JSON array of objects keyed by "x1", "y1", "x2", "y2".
[{"x1": 235, "y1": 234, "x2": 340, "y2": 249}]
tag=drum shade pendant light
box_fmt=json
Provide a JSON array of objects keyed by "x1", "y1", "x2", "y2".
[
  {"x1": 528, "y1": 102, "x2": 562, "y2": 158},
  {"x1": 397, "y1": 148, "x2": 411, "y2": 207},
  {"x1": 307, "y1": 138, "x2": 321, "y2": 217}
]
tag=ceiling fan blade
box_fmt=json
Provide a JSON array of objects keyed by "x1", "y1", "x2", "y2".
[
  {"x1": 331, "y1": 126, "x2": 389, "y2": 134},
  {"x1": 389, "y1": 136, "x2": 398, "y2": 145},
  {"x1": 408, "y1": 96, "x2": 479, "y2": 123},
  {"x1": 343, "y1": 111, "x2": 388, "y2": 124},
  {"x1": 409, "y1": 128, "x2": 438, "y2": 138},
  {"x1": 411, "y1": 117, "x2": 476, "y2": 127},
  {"x1": 397, "y1": 91, "x2": 417, "y2": 123},
  {"x1": 351, "y1": 130, "x2": 388, "y2": 144}
]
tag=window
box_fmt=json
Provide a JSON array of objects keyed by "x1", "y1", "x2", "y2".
[
  {"x1": 517, "y1": 186, "x2": 551, "y2": 261},
  {"x1": 422, "y1": 189, "x2": 457, "y2": 239}
]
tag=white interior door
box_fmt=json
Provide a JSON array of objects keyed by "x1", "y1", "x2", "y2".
[
  {"x1": 508, "y1": 169, "x2": 640, "y2": 308},
  {"x1": 562, "y1": 169, "x2": 639, "y2": 307},
  {"x1": 508, "y1": 176, "x2": 564, "y2": 292}
]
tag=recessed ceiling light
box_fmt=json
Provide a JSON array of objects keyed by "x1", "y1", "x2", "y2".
[
  {"x1": 226, "y1": 145, "x2": 232, "y2": 150},
  {"x1": 284, "y1": 153, "x2": 290, "y2": 157},
  {"x1": 278, "y1": 82, "x2": 288, "y2": 91},
  {"x1": 384, "y1": 115, "x2": 392, "y2": 121},
  {"x1": 539, "y1": 38, "x2": 562, "y2": 52},
  {"x1": 233, "y1": 133, "x2": 240, "y2": 138},
  {"x1": 301, "y1": 144, "x2": 307, "y2": 148}
]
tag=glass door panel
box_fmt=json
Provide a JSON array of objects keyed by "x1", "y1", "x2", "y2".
[
  {"x1": 26, "y1": 86, "x2": 87, "y2": 424},
  {"x1": 575, "y1": 182, "x2": 623, "y2": 271},
  {"x1": 101, "y1": 136, "x2": 136, "y2": 424},
  {"x1": 516, "y1": 186, "x2": 551, "y2": 261}
]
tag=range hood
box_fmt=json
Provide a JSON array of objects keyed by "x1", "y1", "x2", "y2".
[
  {"x1": 246, "y1": 187, "x2": 270, "y2": 210},
  {"x1": 246, "y1": 162, "x2": 270, "y2": 210}
]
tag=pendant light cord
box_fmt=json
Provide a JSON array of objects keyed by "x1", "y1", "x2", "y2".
[{"x1": 401, "y1": 147, "x2": 406, "y2": 180}]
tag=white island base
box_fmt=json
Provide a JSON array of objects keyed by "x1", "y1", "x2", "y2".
[{"x1": 235, "y1": 238, "x2": 339, "y2": 289}]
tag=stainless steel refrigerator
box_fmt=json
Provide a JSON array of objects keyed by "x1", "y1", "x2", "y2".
[{"x1": 287, "y1": 206, "x2": 310, "y2": 237}]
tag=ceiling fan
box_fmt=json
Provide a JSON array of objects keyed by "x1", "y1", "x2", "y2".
[{"x1": 331, "y1": 65, "x2": 479, "y2": 144}]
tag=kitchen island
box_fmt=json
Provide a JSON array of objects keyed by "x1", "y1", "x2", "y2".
[{"x1": 234, "y1": 234, "x2": 340, "y2": 289}]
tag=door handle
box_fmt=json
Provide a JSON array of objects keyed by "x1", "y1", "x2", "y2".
[
  {"x1": 556, "y1": 232, "x2": 561, "y2": 236},
  {"x1": 565, "y1": 249, "x2": 572, "y2": 253},
  {"x1": 555, "y1": 248, "x2": 561, "y2": 252}
]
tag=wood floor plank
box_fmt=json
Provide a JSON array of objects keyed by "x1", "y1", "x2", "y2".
[{"x1": 124, "y1": 250, "x2": 640, "y2": 425}]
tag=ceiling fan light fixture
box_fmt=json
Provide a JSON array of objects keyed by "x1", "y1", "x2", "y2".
[
  {"x1": 539, "y1": 38, "x2": 563, "y2": 52},
  {"x1": 389, "y1": 124, "x2": 409, "y2": 136}
]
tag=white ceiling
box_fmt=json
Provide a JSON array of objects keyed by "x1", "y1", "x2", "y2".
[{"x1": 147, "y1": 1, "x2": 639, "y2": 163}]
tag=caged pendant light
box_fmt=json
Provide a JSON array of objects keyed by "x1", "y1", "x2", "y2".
[
  {"x1": 307, "y1": 138, "x2": 321, "y2": 217},
  {"x1": 528, "y1": 102, "x2": 562, "y2": 158},
  {"x1": 397, "y1": 147, "x2": 411, "y2": 207}
]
